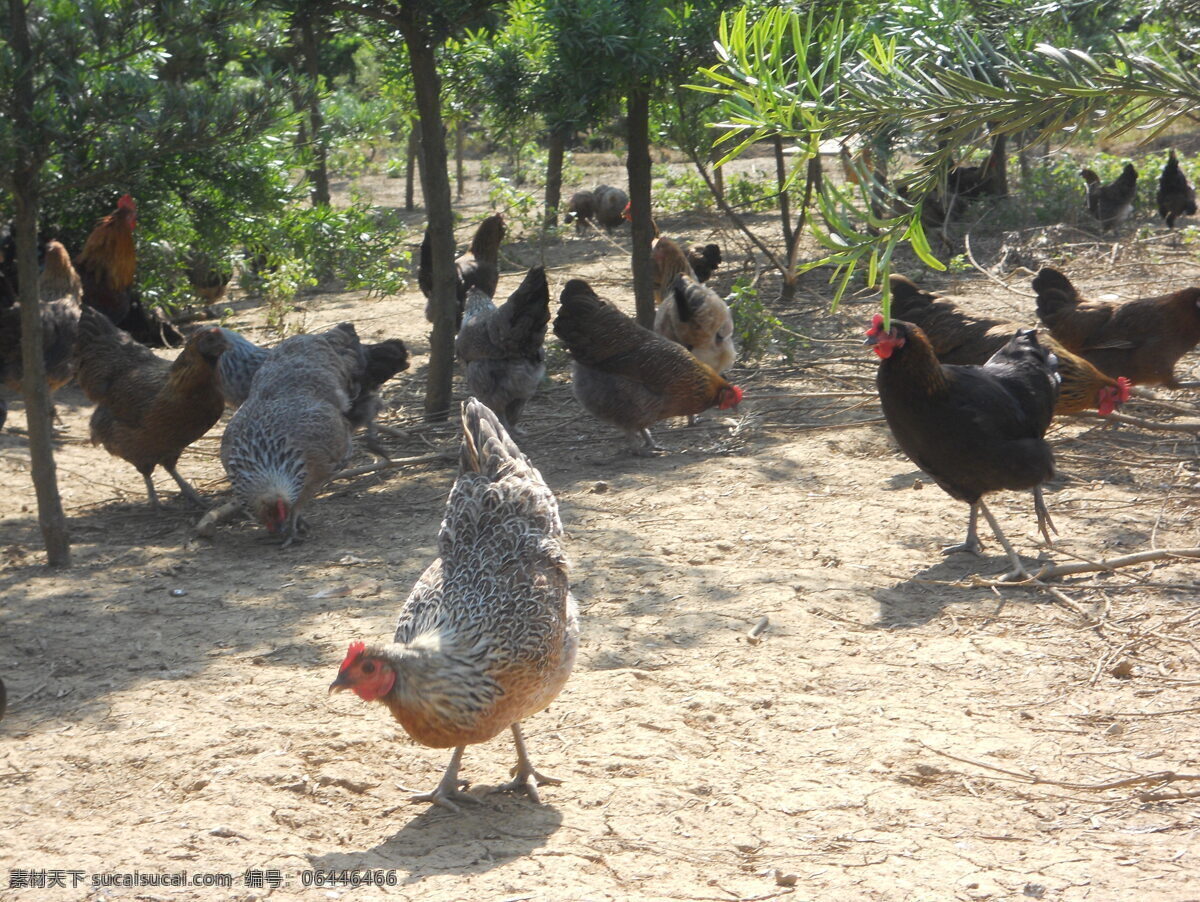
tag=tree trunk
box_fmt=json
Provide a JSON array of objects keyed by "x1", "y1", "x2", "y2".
[
  {"x1": 406, "y1": 32, "x2": 456, "y2": 421},
  {"x1": 298, "y1": 10, "x2": 331, "y2": 207},
  {"x1": 9, "y1": 0, "x2": 70, "y2": 567},
  {"x1": 989, "y1": 132, "x2": 1008, "y2": 196},
  {"x1": 781, "y1": 156, "x2": 822, "y2": 303},
  {"x1": 544, "y1": 126, "x2": 567, "y2": 228},
  {"x1": 405, "y1": 124, "x2": 420, "y2": 211},
  {"x1": 773, "y1": 136, "x2": 794, "y2": 252},
  {"x1": 626, "y1": 84, "x2": 655, "y2": 328},
  {"x1": 455, "y1": 119, "x2": 465, "y2": 200}
]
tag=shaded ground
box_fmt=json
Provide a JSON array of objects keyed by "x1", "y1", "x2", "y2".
[{"x1": 1, "y1": 150, "x2": 1199, "y2": 901}]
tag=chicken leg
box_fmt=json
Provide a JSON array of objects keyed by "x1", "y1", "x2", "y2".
[
  {"x1": 628, "y1": 428, "x2": 666, "y2": 457},
  {"x1": 977, "y1": 499, "x2": 1036, "y2": 582},
  {"x1": 1032, "y1": 486, "x2": 1057, "y2": 545},
  {"x1": 941, "y1": 503, "x2": 983, "y2": 557},
  {"x1": 406, "y1": 746, "x2": 482, "y2": 813},
  {"x1": 164, "y1": 464, "x2": 206, "y2": 508},
  {"x1": 498, "y1": 722, "x2": 562, "y2": 804}
]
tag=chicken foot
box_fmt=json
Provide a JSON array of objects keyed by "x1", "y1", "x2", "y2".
[
  {"x1": 1032, "y1": 486, "x2": 1057, "y2": 546},
  {"x1": 405, "y1": 746, "x2": 482, "y2": 813},
  {"x1": 977, "y1": 499, "x2": 1035, "y2": 582},
  {"x1": 941, "y1": 504, "x2": 984, "y2": 557},
  {"x1": 498, "y1": 722, "x2": 561, "y2": 805},
  {"x1": 628, "y1": 428, "x2": 667, "y2": 457},
  {"x1": 164, "y1": 464, "x2": 207, "y2": 508}
]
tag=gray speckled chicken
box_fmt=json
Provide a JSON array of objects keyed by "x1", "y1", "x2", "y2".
[
  {"x1": 330, "y1": 398, "x2": 577, "y2": 812},
  {"x1": 454, "y1": 266, "x2": 550, "y2": 431},
  {"x1": 220, "y1": 323, "x2": 366, "y2": 544}
]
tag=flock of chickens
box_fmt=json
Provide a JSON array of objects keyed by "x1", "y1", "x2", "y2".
[{"x1": 2, "y1": 150, "x2": 1199, "y2": 802}]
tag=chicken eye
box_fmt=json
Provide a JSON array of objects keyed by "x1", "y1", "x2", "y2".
[
  {"x1": 685, "y1": 344, "x2": 694, "y2": 351},
  {"x1": 362, "y1": 661, "x2": 376, "y2": 674}
]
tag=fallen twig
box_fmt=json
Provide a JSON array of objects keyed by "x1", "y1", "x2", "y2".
[
  {"x1": 332, "y1": 450, "x2": 456, "y2": 481},
  {"x1": 1034, "y1": 547, "x2": 1200, "y2": 580}
]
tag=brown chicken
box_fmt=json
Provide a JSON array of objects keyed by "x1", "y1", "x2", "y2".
[
  {"x1": 73, "y1": 307, "x2": 228, "y2": 507},
  {"x1": 220, "y1": 324, "x2": 367, "y2": 544},
  {"x1": 624, "y1": 206, "x2": 722, "y2": 299},
  {"x1": 867, "y1": 317, "x2": 1060, "y2": 580},
  {"x1": 655, "y1": 275, "x2": 736, "y2": 376},
  {"x1": 889, "y1": 275, "x2": 1130, "y2": 416},
  {"x1": 419, "y1": 214, "x2": 506, "y2": 325},
  {"x1": 76, "y1": 194, "x2": 138, "y2": 324},
  {"x1": 1082, "y1": 163, "x2": 1137, "y2": 232},
  {"x1": 331, "y1": 399, "x2": 577, "y2": 812},
  {"x1": 0, "y1": 241, "x2": 83, "y2": 424},
  {"x1": 1033, "y1": 267, "x2": 1200, "y2": 386},
  {"x1": 553, "y1": 279, "x2": 743, "y2": 455}
]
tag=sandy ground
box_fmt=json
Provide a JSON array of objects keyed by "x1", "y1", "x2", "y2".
[{"x1": 1, "y1": 152, "x2": 1199, "y2": 901}]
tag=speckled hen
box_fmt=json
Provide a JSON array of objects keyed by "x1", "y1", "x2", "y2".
[
  {"x1": 220, "y1": 324, "x2": 367, "y2": 544},
  {"x1": 454, "y1": 266, "x2": 550, "y2": 431},
  {"x1": 330, "y1": 399, "x2": 577, "y2": 812}
]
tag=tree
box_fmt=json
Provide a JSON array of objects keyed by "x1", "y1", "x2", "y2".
[
  {"x1": 0, "y1": 0, "x2": 283, "y2": 565},
  {"x1": 338, "y1": 0, "x2": 501, "y2": 421},
  {"x1": 545, "y1": 0, "x2": 734, "y2": 327}
]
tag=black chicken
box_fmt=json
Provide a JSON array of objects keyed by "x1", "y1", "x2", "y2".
[
  {"x1": 1156, "y1": 149, "x2": 1196, "y2": 229},
  {"x1": 866, "y1": 316, "x2": 1061, "y2": 580}
]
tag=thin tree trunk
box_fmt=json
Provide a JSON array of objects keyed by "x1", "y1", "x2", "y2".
[
  {"x1": 405, "y1": 124, "x2": 420, "y2": 211},
  {"x1": 781, "y1": 156, "x2": 822, "y2": 303},
  {"x1": 9, "y1": 0, "x2": 69, "y2": 567},
  {"x1": 989, "y1": 132, "x2": 1008, "y2": 196},
  {"x1": 626, "y1": 84, "x2": 655, "y2": 328},
  {"x1": 773, "y1": 136, "x2": 794, "y2": 252},
  {"x1": 406, "y1": 32, "x2": 455, "y2": 421},
  {"x1": 544, "y1": 126, "x2": 567, "y2": 228},
  {"x1": 712, "y1": 163, "x2": 724, "y2": 204},
  {"x1": 455, "y1": 119, "x2": 465, "y2": 200},
  {"x1": 298, "y1": 11, "x2": 330, "y2": 207}
]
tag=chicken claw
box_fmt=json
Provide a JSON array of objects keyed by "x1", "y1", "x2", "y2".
[
  {"x1": 404, "y1": 746, "x2": 483, "y2": 813},
  {"x1": 629, "y1": 428, "x2": 667, "y2": 457},
  {"x1": 942, "y1": 504, "x2": 983, "y2": 556},
  {"x1": 499, "y1": 723, "x2": 562, "y2": 804}
]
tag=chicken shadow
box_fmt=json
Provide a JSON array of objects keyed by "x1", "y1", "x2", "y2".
[
  {"x1": 308, "y1": 796, "x2": 562, "y2": 881},
  {"x1": 871, "y1": 552, "x2": 1053, "y2": 628}
]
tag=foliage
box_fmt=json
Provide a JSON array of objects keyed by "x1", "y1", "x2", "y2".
[{"x1": 727, "y1": 275, "x2": 799, "y2": 363}]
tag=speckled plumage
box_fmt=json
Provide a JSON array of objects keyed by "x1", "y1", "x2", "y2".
[
  {"x1": 454, "y1": 266, "x2": 550, "y2": 429},
  {"x1": 220, "y1": 324, "x2": 365, "y2": 541},
  {"x1": 333, "y1": 400, "x2": 577, "y2": 809},
  {"x1": 215, "y1": 327, "x2": 268, "y2": 408}
]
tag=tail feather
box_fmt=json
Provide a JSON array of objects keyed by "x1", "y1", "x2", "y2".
[
  {"x1": 1032, "y1": 267, "x2": 1081, "y2": 320},
  {"x1": 460, "y1": 396, "x2": 527, "y2": 480}
]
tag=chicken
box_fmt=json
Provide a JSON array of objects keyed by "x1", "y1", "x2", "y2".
[
  {"x1": 220, "y1": 323, "x2": 367, "y2": 544},
  {"x1": 947, "y1": 153, "x2": 1002, "y2": 202},
  {"x1": 0, "y1": 241, "x2": 83, "y2": 418},
  {"x1": 889, "y1": 274, "x2": 1130, "y2": 416},
  {"x1": 330, "y1": 398, "x2": 577, "y2": 812},
  {"x1": 564, "y1": 191, "x2": 596, "y2": 233},
  {"x1": 72, "y1": 307, "x2": 228, "y2": 508},
  {"x1": 1033, "y1": 267, "x2": 1200, "y2": 387},
  {"x1": 1081, "y1": 163, "x2": 1137, "y2": 232},
  {"x1": 184, "y1": 251, "x2": 233, "y2": 303},
  {"x1": 455, "y1": 266, "x2": 550, "y2": 431},
  {"x1": 866, "y1": 317, "x2": 1060, "y2": 580},
  {"x1": 654, "y1": 275, "x2": 736, "y2": 376},
  {"x1": 1156, "y1": 149, "x2": 1196, "y2": 229},
  {"x1": 74, "y1": 194, "x2": 181, "y2": 347},
  {"x1": 591, "y1": 185, "x2": 629, "y2": 230},
  {"x1": 688, "y1": 243, "x2": 722, "y2": 284},
  {"x1": 553, "y1": 279, "x2": 743, "y2": 455},
  {"x1": 215, "y1": 326, "x2": 408, "y2": 454},
  {"x1": 420, "y1": 213, "x2": 506, "y2": 326},
  {"x1": 623, "y1": 208, "x2": 722, "y2": 302},
  {"x1": 76, "y1": 194, "x2": 138, "y2": 324}
]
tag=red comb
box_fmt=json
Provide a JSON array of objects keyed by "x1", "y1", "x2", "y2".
[
  {"x1": 1116, "y1": 377, "x2": 1132, "y2": 402},
  {"x1": 339, "y1": 641, "x2": 365, "y2": 672},
  {"x1": 867, "y1": 313, "x2": 885, "y2": 334},
  {"x1": 117, "y1": 194, "x2": 136, "y2": 211}
]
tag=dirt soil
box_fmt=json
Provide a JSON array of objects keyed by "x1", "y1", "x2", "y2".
[{"x1": 2, "y1": 151, "x2": 1199, "y2": 902}]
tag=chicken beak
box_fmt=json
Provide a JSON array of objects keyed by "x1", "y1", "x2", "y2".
[
  {"x1": 863, "y1": 332, "x2": 880, "y2": 346},
  {"x1": 328, "y1": 672, "x2": 352, "y2": 695}
]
